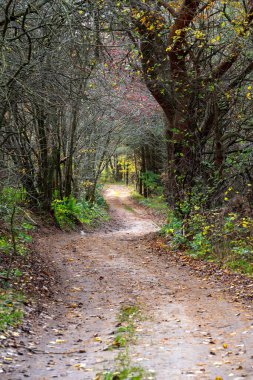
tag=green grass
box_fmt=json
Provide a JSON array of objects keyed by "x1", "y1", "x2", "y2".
[
  {"x1": 98, "y1": 364, "x2": 149, "y2": 379},
  {"x1": 118, "y1": 304, "x2": 142, "y2": 324},
  {"x1": 131, "y1": 192, "x2": 168, "y2": 216},
  {"x1": 225, "y1": 259, "x2": 253, "y2": 275},
  {"x1": 108, "y1": 304, "x2": 142, "y2": 350},
  {"x1": 0, "y1": 290, "x2": 24, "y2": 331},
  {"x1": 96, "y1": 304, "x2": 155, "y2": 380},
  {"x1": 123, "y1": 204, "x2": 135, "y2": 213},
  {"x1": 97, "y1": 351, "x2": 155, "y2": 380}
]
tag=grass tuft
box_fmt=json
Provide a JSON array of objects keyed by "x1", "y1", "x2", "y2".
[{"x1": 96, "y1": 304, "x2": 155, "y2": 380}]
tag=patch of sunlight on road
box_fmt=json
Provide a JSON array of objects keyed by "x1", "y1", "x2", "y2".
[{"x1": 105, "y1": 185, "x2": 130, "y2": 199}]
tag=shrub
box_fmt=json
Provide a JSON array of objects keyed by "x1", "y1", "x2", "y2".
[
  {"x1": 161, "y1": 209, "x2": 253, "y2": 275},
  {"x1": 51, "y1": 190, "x2": 109, "y2": 230},
  {"x1": 161, "y1": 213, "x2": 187, "y2": 249},
  {"x1": 0, "y1": 187, "x2": 34, "y2": 283},
  {"x1": 140, "y1": 171, "x2": 163, "y2": 196}
]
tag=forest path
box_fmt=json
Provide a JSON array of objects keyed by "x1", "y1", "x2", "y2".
[{"x1": 5, "y1": 185, "x2": 253, "y2": 380}]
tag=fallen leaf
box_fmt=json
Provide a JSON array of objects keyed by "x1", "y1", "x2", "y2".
[
  {"x1": 67, "y1": 303, "x2": 78, "y2": 308},
  {"x1": 73, "y1": 363, "x2": 86, "y2": 370},
  {"x1": 214, "y1": 362, "x2": 223, "y2": 366},
  {"x1": 70, "y1": 287, "x2": 82, "y2": 292}
]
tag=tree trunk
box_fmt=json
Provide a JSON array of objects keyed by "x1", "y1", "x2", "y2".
[
  {"x1": 37, "y1": 107, "x2": 51, "y2": 210},
  {"x1": 65, "y1": 107, "x2": 78, "y2": 198},
  {"x1": 141, "y1": 146, "x2": 148, "y2": 198}
]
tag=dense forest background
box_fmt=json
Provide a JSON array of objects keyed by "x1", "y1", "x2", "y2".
[{"x1": 1, "y1": 0, "x2": 253, "y2": 287}]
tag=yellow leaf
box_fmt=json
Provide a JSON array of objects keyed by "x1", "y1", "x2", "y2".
[
  {"x1": 55, "y1": 339, "x2": 65, "y2": 344},
  {"x1": 74, "y1": 363, "x2": 86, "y2": 370},
  {"x1": 70, "y1": 287, "x2": 82, "y2": 292}
]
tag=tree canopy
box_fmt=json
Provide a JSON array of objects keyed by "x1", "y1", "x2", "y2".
[{"x1": 1, "y1": 0, "x2": 253, "y2": 212}]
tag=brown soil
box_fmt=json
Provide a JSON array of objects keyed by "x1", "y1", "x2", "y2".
[{"x1": 1, "y1": 185, "x2": 253, "y2": 380}]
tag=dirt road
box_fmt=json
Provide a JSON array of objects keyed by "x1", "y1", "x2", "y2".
[{"x1": 3, "y1": 185, "x2": 253, "y2": 379}]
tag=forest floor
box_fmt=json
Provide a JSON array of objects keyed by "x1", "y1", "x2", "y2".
[{"x1": 1, "y1": 185, "x2": 253, "y2": 380}]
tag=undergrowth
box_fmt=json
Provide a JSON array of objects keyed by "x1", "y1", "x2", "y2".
[
  {"x1": 131, "y1": 192, "x2": 168, "y2": 216},
  {"x1": 0, "y1": 184, "x2": 109, "y2": 331},
  {"x1": 132, "y1": 188, "x2": 253, "y2": 276},
  {"x1": 51, "y1": 186, "x2": 109, "y2": 230},
  {"x1": 161, "y1": 209, "x2": 253, "y2": 275},
  {"x1": 0, "y1": 187, "x2": 32, "y2": 330},
  {"x1": 0, "y1": 290, "x2": 24, "y2": 331}
]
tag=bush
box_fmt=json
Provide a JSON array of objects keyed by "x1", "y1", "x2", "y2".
[
  {"x1": 51, "y1": 190, "x2": 109, "y2": 230},
  {"x1": 140, "y1": 171, "x2": 163, "y2": 196},
  {"x1": 51, "y1": 196, "x2": 83, "y2": 229},
  {"x1": 0, "y1": 187, "x2": 34, "y2": 283},
  {"x1": 94, "y1": 184, "x2": 108, "y2": 208},
  {"x1": 161, "y1": 213, "x2": 187, "y2": 249},
  {"x1": 161, "y1": 209, "x2": 253, "y2": 275}
]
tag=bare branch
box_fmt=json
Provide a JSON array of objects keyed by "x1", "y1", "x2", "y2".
[{"x1": 157, "y1": 0, "x2": 178, "y2": 17}]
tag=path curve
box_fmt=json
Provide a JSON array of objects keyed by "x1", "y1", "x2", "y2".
[{"x1": 3, "y1": 185, "x2": 253, "y2": 380}]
